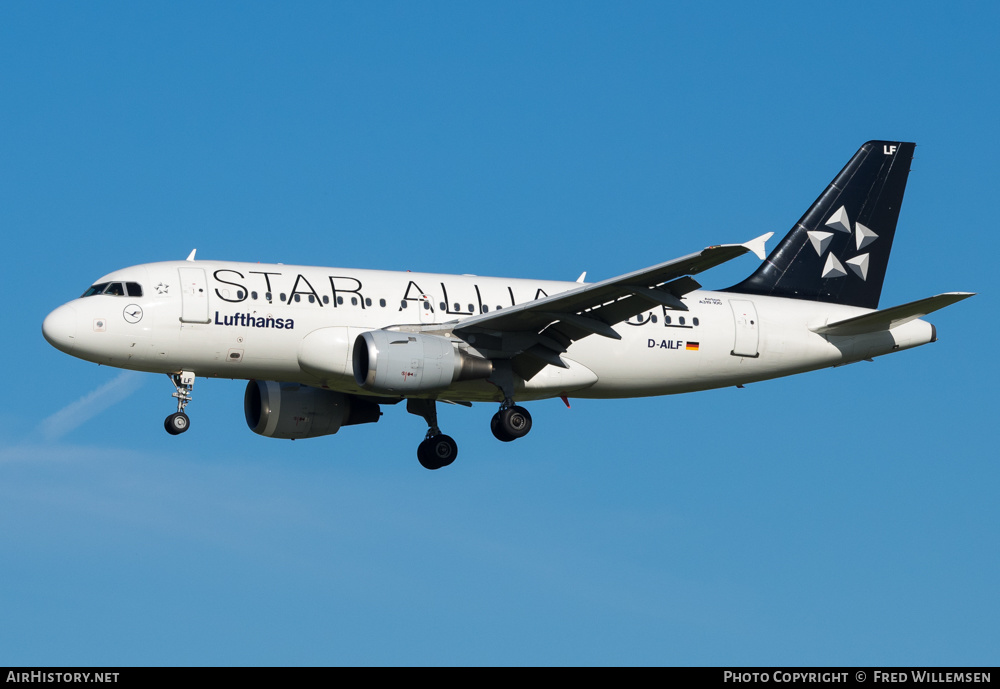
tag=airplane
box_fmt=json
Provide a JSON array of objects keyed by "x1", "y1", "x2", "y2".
[{"x1": 42, "y1": 140, "x2": 973, "y2": 469}]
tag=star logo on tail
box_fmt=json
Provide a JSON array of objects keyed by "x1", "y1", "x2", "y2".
[{"x1": 806, "y1": 205, "x2": 877, "y2": 280}]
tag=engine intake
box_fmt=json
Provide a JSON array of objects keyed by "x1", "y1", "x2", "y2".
[
  {"x1": 244, "y1": 380, "x2": 380, "y2": 439},
  {"x1": 353, "y1": 330, "x2": 492, "y2": 394}
]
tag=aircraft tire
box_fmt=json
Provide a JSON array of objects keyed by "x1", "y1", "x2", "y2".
[
  {"x1": 491, "y1": 413, "x2": 515, "y2": 442},
  {"x1": 498, "y1": 406, "x2": 532, "y2": 439},
  {"x1": 417, "y1": 435, "x2": 457, "y2": 470},
  {"x1": 164, "y1": 412, "x2": 190, "y2": 435}
]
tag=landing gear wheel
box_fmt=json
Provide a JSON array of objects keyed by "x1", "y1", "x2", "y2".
[
  {"x1": 164, "y1": 412, "x2": 190, "y2": 435},
  {"x1": 498, "y1": 405, "x2": 532, "y2": 440},
  {"x1": 165, "y1": 372, "x2": 195, "y2": 436},
  {"x1": 417, "y1": 434, "x2": 458, "y2": 470},
  {"x1": 491, "y1": 412, "x2": 515, "y2": 442}
]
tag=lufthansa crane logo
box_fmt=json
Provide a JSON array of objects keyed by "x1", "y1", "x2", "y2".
[{"x1": 123, "y1": 304, "x2": 143, "y2": 324}]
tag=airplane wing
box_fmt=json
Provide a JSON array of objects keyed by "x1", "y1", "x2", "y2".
[{"x1": 426, "y1": 233, "x2": 773, "y2": 378}]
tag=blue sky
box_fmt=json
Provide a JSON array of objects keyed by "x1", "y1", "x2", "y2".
[{"x1": 2, "y1": 2, "x2": 997, "y2": 666}]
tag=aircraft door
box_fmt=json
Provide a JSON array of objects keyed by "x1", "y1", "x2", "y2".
[
  {"x1": 729, "y1": 299, "x2": 759, "y2": 358},
  {"x1": 178, "y1": 267, "x2": 211, "y2": 323}
]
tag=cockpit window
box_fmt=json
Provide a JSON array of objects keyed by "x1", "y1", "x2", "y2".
[
  {"x1": 81, "y1": 282, "x2": 143, "y2": 298},
  {"x1": 81, "y1": 282, "x2": 110, "y2": 297}
]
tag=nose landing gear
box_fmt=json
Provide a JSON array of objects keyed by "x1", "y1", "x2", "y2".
[
  {"x1": 164, "y1": 371, "x2": 195, "y2": 435},
  {"x1": 164, "y1": 411, "x2": 189, "y2": 435}
]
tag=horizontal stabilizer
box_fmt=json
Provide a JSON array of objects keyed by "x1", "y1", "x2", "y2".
[{"x1": 811, "y1": 292, "x2": 975, "y2": 336}]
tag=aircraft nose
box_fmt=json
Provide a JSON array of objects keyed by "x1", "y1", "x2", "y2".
[{"x1": 42, "y1": 304, "x2": 78, "y2": 353}]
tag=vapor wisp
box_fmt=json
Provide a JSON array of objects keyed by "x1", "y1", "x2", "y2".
[{"x1": 37, "y1": 371, "x2": 145, "y2": 441}]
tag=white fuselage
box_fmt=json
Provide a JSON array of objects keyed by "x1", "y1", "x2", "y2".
[{"x1": 42, "y1": 259, "x2": 936, "y2": 403}]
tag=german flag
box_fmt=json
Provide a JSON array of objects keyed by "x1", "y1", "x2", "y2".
[{"x1": 685, "y1": 341, "x2": 700, "y2": 351}]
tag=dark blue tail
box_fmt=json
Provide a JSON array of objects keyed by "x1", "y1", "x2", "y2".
[{"x1": 727, "y1": 141, "x2": 915, "y2": 309}]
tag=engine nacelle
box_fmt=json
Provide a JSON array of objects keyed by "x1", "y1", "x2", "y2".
[
  {"x1": 353, "y1": 330, "x2": 493, "y2": 394},
  {"x1": 244, "y1": 380, "x2": 381, "y2": 439}
]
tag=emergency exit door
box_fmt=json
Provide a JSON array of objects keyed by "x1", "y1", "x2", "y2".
[{"x1": 729, "y1": 299, "x2": 759, "y2": 358}]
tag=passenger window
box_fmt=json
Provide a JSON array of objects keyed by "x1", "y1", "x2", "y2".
[
  {"x1": 251, "y1": 291, "x2": 258, "y2": 300},
  {"x1": 693, "y1": 317, "x2": 699, "y2": 326},
  {"x1": 651, "y1": 315, "x2": 658, "y2": 323},
  {"x1": 294, "y1": 294, "x2": 301, "y2": 303},
  {"x1": 365, "y1": 298, "x2": 372, "y2": 307},
  {"x1": 679, "y1": 316, "x2": 685, "y2": 325},
  {"x1": 665, "y1": 315, "x2": 672, "y2": 324},
  {"x1": 400, "y1": 300, "x2": 408, "y2": 309},
  {"x1": 280, "y1": 293, "x2": 286, "y2": 302},
  {"x1": 337, "y1": 296, "x2": 344, "y2": 305},
  {"x1": 351, "y1": 297, "x2": 358, "y2": 306},
  {"x1": 379, "y1": 299, "x2": 386, "y2": 307},
  {"x1": 308, "y1": 295, "x2": 315, "y2": 303},
  {"x1": 237, "y1": 290, "x2": 245, "y2": 300},
  {"x1": 323, "y1": 296, "x2": 329, "y2": 304}
]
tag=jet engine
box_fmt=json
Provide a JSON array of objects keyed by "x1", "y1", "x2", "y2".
[
  {"x1": 353, "y1": 330, "x2": 493, "y2": 394},
  {"x1": 244, "y1": 380, "x2": 381, "y2": 439}
]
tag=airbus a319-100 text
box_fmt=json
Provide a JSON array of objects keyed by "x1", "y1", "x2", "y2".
[{"x1": 43, "y1": 141, "x2": 973, "y2": 469}]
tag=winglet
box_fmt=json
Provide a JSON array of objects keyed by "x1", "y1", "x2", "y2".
[
  {"x1": 186, "y1": 249, "x2": 197, "y2": 262},
  {"x1": 742, "y1": 232, "x2": 773, "y2": 261}
]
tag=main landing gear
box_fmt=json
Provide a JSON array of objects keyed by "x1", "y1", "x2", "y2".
[
  {"x1": 164, "y1": 371, "x2": 195, "y2": 436},
  {"x1": 486, "y1": 360, "x2": 532, "y2": 443},
  {"x1": 406, "y1": 380, "x2": 533, "y2": 470},
  {"x1": 490, "y1": 401, "x2": 532, "y2": 443},
  {"x1": 407, "y1": 399, "x2": 458, "y2": 471}
]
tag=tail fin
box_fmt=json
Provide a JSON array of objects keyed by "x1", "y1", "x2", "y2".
[{"x1": 727, "y1": 140, "x2": 915, "y2": 309}]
